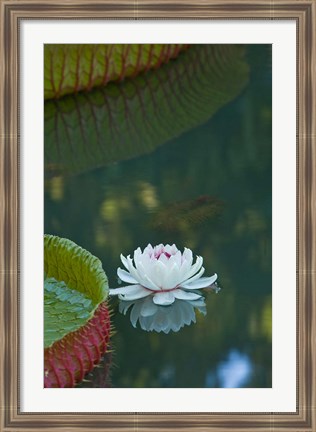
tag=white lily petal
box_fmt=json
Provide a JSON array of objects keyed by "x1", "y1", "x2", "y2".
[
  {"x1": 182, "y1": 248, "x2": 193, "y2": 267},
  {"x1": 133, "y1": 247, "x2": 143, "y2": 266},
  {"x1": 168, "y1": 244, "x2": 178, "y2": 255},
  {"x1": 110, "y1": 284, "x2": 151, "y2": 301},
  {"x1": 179, "y1": 258, "x2": 192, "y2": 277},
  {"x1": 117, "y1": 267, "x2": 138, "y2": 284},
  {"x1": 165, "y1": 251, "x2": 182, "y2": 271},
  {"x1": 141, "y1": 250, "x2": 152, "y2": 263},
  {"x1": 153, "y1": 291, "x2": 176, "y2": 306},
  {"x1": 150, "y1": 260, "x2": 167, "y2": 287},
  {"x1": 142, "y1": 274, "x2": 161, "y2": 291},
  {"x1": 119, "y1": 290, "x2": 151, "y2": 301},
  {"x1": 143, "y1": 244, "x2": 154, "y2": 255},
  {"x1": 126, "y1": 255, "x2": 143, "y2": 284},
  {"x1": 163, "y1": 263, "x2": 181, "y2": 289},
  {"x1": 172, "y1": 250, "x2": 182, "y2": 267},
  {"x1": 162, "y1": 244, "x2": 171, "y2": 254},
  {"x1": 180, "y1": 256, "x2": 203, "y2": 283},
  {"x1": 136, "y1": 261, "x2": 160, "y2": 290},
  {"x1": 173, "y1": 289, "x2": 202, "y2": 301},
  {"x1": 181, "y1": 273, "x2": 218, "y2": 289},
  {"x1": 109, "y1": 285, "x2": 139, "y2": 296},
  {"x1": 179, "y1": 266, "x2": 205, "y2": 286},
  {"x1": 158, "y1": 253, "x2": 170, "y2": 265},
  {"x1": 153, "y1": 244, "x2": 163, "y2": 257},
  {"x1": 120, "y1": 253, "x2": 130, "y2": 270}
]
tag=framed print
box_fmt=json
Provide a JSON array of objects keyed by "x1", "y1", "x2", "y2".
[{"x1": 0, "y1": 0, "x2": 315, "y2": 431}]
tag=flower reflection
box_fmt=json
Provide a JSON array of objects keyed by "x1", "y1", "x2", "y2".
[
  {"x1": 118, "y1": 295, "x2": 207, "y2": 333},
  {"x1": 109, "y1": 244, "x2": 218, "y2": 306}
]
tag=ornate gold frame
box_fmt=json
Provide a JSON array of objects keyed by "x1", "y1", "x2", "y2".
[{"x1": 1, "y1": 1, "x2": 315, "y2": 430}]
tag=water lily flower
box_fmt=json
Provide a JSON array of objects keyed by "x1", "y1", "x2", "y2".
[{"x1": 109, "y1": 243, "x2": 218, "y2": 306}]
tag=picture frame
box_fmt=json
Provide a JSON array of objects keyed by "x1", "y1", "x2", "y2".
[{"x1": 0, "y1": 0, "x2": 315, "y2": 430}]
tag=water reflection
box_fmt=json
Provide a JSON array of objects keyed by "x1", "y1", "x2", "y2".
[
  {"x1": 118, "y1": 295, "x2": 207, "y2": 333},
  {"x1": 149, "y1": 195, "x2": 224, "y2": 233},
  {"x1": 44, "y1": 45, "x2": 272, "y2": 388},
  {"x1": 77, "y1": 351, "x2": 113, "y2": 388},
  {"x1": 205, "y1": 349, "x2": 253, "y2": 388}
]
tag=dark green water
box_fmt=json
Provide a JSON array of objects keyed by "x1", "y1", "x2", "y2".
[{"x1": 44, "y1": 44, "x2": 272, "y2": 388}]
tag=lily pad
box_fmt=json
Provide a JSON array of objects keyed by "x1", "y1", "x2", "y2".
[
  {"x1": 44, "y1": 234, "x2": 110, "y2": 384},
  {"x1": 44, "y1": 276, "x2": 95, "y2": 348},
  {"x1": 44, "y1": 44, "x2": 249, "y2": 176},
  {"x1": 44, "y1": 44, "x2": 188, "y2": 99},
  {"x1": 44, "y1": 234, "x2": 108, "y2": 305}
]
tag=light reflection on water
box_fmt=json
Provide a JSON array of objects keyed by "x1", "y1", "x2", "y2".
[
  {"x1": 205, "y1": 350, "x2": 253, "y2": 388},
  {"x1": 45, "y1": 44, "x2": 272, "y2": 388}
]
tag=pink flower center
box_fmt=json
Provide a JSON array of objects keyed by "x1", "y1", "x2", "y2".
[{"x1": 154, "y1": 251, "x2": 172, "y2": 259}]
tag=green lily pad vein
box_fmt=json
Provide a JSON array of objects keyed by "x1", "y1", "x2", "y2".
[{"x1": 44, "y1": 276, "x2": 95, "y2": 348}]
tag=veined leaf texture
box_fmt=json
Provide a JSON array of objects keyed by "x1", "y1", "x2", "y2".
[
  {"x1": 45, "y1": 44, "x2": 249, "y2": 176},
  {"x1": 44, "y1": 44, "x2": 189, "y2": 99},
  {"x1": 44, "y1": 235, "x2": 111, "y2": 387}
]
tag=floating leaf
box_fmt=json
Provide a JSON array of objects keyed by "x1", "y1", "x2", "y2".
[
  {"x1": 44, "y1": 277, "x2": 95, "y2": 348},
  {"x1": 44, "y1": 44, "x2": 249, "y2": 176},
  {"x1": 44, "y1": 302, "x2": 111, "y2": 388},
  {"x1": 44, "y1": 235, "x2": 111, "y2": 387},
  {"x1": 44, "y1": 44, "x2": 188, "y2": 99},
  {"x1": 44, "y1": 234, "x2": 108, "y2": 305}
]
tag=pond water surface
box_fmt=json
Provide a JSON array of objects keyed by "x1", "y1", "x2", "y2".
[{"x1": 44, "y1": 44, "x2": 272, "y2": 388}]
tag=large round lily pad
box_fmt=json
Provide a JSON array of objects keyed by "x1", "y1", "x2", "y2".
[{"x1": 44, "y1": 235, "x2": 111, "y2": 387}]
